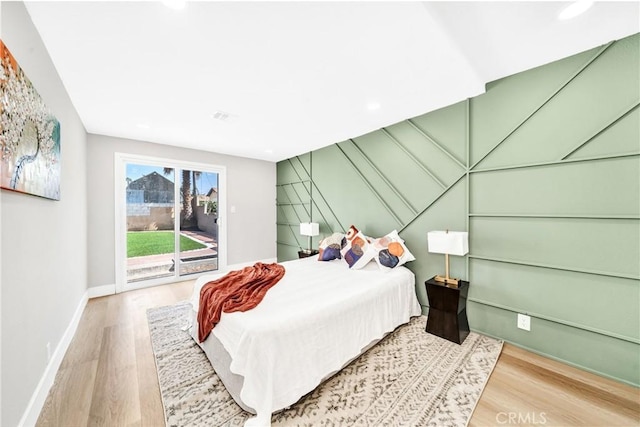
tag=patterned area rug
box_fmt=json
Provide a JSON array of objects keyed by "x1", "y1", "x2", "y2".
[{"x1": 147, "y1": 302, "x2": 503, "y2": 427}]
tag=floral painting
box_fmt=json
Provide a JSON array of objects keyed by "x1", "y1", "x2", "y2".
[{"x1": 0, "y1": 40, "x2": 60, "y2": 200}]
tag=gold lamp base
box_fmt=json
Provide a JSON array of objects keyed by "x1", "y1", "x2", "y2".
[
  {"x1": 435, "y1": 253, "x2": 460, "y2": 287},
  {"x1": 433, "y1": 275, "x2": 460, "y2": 287}
]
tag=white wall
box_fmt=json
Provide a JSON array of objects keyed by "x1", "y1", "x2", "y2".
[
  {"x1": 0, "y1": 3, "x2": 88, "y2": 426},
  {"x1": 86, "y1": 134, "x2": 277, "y2": 289}
]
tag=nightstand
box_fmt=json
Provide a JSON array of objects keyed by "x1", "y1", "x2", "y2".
[
  {"x1": 425, "y1": 276, "x2": 469, "y2": 344},
  {"x1": 298, "y1": 249, "x2": 319, "y2": 259}
]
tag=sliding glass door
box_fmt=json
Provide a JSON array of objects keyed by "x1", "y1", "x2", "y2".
[
  {"x1": 116, "y1": 154, "x2": 225, "y2": 292},
  {"x1": 125, "y1": 164, "x2": 177, "y2": 282},
  {"x1": 177, "y1": 168, "x2": 219, "y2": 276}
]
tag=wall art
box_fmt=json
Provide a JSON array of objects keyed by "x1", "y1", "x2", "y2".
[{"x1": 0, "y1": 40, "x2": 60, "y2": 200}]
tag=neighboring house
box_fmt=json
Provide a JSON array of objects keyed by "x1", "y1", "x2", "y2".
[
  {"x1": 195, "y1": 187, "x2": 218, "y2": 216},
  {"x1": 127, "y1": 171, "x2": 174, "y2": 204},
  {"x1": 206, "y1": 187, "x2": 217, "y2": 200},
  {"x1": 195, "y1": 187, "x2": 217, "y2": 206}
]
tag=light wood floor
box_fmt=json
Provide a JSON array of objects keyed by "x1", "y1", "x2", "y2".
[{"x1": 37, "y1": 280, "x2": 639, "y2": 426}]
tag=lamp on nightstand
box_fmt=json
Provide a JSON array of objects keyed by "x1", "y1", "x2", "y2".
[
  {"x1": 427, "y1": 230, "x2": 468, "y2": 287},
  {"x1": 300, "y1": 222, "x2": 319, "y2": 254}
]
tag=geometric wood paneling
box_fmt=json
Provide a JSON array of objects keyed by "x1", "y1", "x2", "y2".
[
  {"x1": 470, "y1": 157, "x2": 640, "y2": 217},
  {"x1": 277, "y1": 33, "x2": 640, "y2": 386},
  {"x1": 470, "y1": 260, "x2": 640, "y2": 342},
  {"x1": 470, "y1": 216, "x2": 640, "y2": 278}
]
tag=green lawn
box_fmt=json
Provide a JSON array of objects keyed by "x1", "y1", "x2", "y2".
[{"x1": 127, "y1": 231, "x2": 206, "y2": 257}]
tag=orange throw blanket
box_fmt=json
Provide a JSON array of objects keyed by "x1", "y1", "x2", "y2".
[{"x1": 197, "y1": 262, "x2": 285, "y2": 342}]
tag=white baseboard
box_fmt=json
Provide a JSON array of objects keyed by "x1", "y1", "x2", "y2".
[
  {"x1": 88, "y1": 283, "x2": 116, "y2": 299},
  {"x1": 18, "y1": 290, "x2": 88, "y2": 427}
]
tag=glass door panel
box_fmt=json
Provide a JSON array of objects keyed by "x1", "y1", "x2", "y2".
[
  {"x1": 178, "y1": 169, "x2": 219, "y2": 276},
  {"x1": 125, "y1": 164, "x2": 176, "y2": 283},
  {"x1": 117, "y1": 153, "x2": 225, "y2": 292}
]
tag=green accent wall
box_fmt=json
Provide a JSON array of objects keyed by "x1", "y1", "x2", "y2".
[{"x1": 277, "y1": 33, "x2": 640, "y2": 386}]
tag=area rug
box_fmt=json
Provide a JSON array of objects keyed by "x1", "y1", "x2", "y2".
[{"x1": 147, "y1": 302, "x2": 503, "y2": 427}]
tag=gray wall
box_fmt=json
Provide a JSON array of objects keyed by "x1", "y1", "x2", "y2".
[
  {"x1": 1, "y1": 3, "x2": 88, "y2": 426},
  {"x1": 87, "y1": 134, "x2": 276, "y2": 289},
  {"x1": 277, "y1": 34, "x2": 640, "y2": 386}
]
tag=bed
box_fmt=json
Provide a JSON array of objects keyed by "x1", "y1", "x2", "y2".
[{"x1": 188, "y1": 256, "x2": 421, "y2": 426}]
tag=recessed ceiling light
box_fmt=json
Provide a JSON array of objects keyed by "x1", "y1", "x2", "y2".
[
  {"x1": 366, "y1": 102, "x2": 381, "y2": 111},
  {"x1": 211, "y1": 111, "x2": 230, "y2": 121},
  {"x1": 136, "y1": 123, "x2": 151, "y2": 129},
  {"x1": 265, "y1": 149, "x2": 274, "y2": 154},
  {"x1": 558, "y1": 1, "x2": 594, "y2": 20},
  {"x1": 162, "y1": 0, "x2": 186, "y2": 11},
  {"x1": 211, "y1": 110, "x2": 239, "y2": 123}
]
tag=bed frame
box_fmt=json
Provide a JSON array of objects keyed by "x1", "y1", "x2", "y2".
[
  {"x1": 189, "y1": 310, "x2": 386, "y2": 414},
  {"x1": 187, "y1": 257, "x2": 421, "y2": 425}
]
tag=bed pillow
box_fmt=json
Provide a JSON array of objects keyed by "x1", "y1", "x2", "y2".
[
  {"x1": 317, "y1": 232, "x2": 345, "y2": 261},
  {"x1": 340, "y1": 225, "x2": 375, "y2": 269},
  {"x1": 371, "y1": 230, "x2": 415, "y2": 270}
]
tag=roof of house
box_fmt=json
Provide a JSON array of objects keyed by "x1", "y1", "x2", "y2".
[{"x1": 128, "y1": 171, "x2": 174, "y2": 190}]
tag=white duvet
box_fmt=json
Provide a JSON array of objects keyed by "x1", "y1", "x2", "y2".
[{"x1": 189, "y1": 257, "x2": 421, "y2": 426}]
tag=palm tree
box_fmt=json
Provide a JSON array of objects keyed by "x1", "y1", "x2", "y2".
[
  {"x1": 161, "y1": 168, "x2": 202, "y2": 224},
  {"x1": 181, "y1": 170, "x2": 193, "y2": 221},
  {"x1": 162, "y1": 167, "x2": 191, "y2": 222},
  {"x1": 192, "y1": 170, "x2": 201, "y2": 197}
]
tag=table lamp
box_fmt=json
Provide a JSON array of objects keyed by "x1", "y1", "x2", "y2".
[
  {"x1": 427, "y1": 230, "x2": 468, "y2": 286},
  {"x1": 300, "y1": 222, "x2": 319, "y2": 254}
]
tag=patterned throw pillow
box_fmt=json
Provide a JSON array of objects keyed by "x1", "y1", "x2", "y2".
[
  {"x1": 371, "y1": 230, "x2": 415, "y2": 270},
  {"x1": 317, "y1": 232, "x2": 346, "y2": 261},
  {"x1": 340, "y1": 225, "x2": 375, "y2": 269}
]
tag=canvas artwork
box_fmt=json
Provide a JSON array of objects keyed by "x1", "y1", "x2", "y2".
[{"x1": 0, "y1": 39, "x2": 61, "y2": 200}]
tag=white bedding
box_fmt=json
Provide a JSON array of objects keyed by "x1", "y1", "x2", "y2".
[{"x1": 189, "y1": 257, "x2": 421, "y2": 426}]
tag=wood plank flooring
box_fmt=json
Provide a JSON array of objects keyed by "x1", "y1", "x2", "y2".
[{"x1": 37, "y1": 280, "x2": 639, "y2": 426}]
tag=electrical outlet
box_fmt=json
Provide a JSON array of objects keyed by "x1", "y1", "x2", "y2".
[
  {"x1": 46, "y1": 342, "x2": 52, "y2": 361},
  {"x1": 517, "y1": 313, "x2": 531, "y2": 331}
]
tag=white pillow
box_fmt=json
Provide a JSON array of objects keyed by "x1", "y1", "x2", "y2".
[
  {"x1": 317, "y1": 232, "x2": 345, "y2": 261},
  {"x1": 340, "y1": 225, "x2": 375, "y2": 269},
  {"x1": 371, "y1": 230, "x2": 415, "y2": 270}
]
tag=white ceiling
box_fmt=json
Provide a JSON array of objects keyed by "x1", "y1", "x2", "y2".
[{"x1": 23, "y1": 1, "x2": 640, "y2": 162}]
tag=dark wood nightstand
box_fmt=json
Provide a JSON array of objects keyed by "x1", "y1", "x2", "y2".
[
  {"x1": 425, "y1": 276, "x2": 470, "y2": 344},
  {"x1": 298, "y1": 249, "x2": 319, "y2": 259}
]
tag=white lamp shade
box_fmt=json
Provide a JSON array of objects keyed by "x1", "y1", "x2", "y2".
[
  {"x1": 300, "y1": 222, "x2": 320, "y2": 237},
  {"x1": 427, "y1": 231, "x2": 468, "y2": 256}
]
